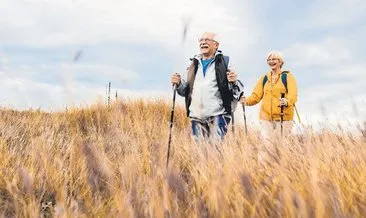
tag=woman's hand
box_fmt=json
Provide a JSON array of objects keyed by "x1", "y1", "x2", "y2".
[{"x1": 240, "y1": 96, "x2": 247, "y2": 105}]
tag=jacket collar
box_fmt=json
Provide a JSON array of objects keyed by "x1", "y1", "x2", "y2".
[
  {"x1": 194, "y1": 50, "x2": 223, "y2": 61},
  {"x1": 265, "y1": 70, "x2": 289, "y2": 82}
]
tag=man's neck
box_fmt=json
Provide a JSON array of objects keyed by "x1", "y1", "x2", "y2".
[{"x1": 202, "y1": 53, "x2": 215, "y2": 60}]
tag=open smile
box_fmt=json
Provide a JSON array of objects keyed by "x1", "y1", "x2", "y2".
[
  {"x1": 269, "y1": 62, "x2": 277, "y2": 67},
  {"x1": 200, "y1": 44, "x2": 209, "y2": 49}
]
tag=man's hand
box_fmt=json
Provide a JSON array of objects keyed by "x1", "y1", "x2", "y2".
[
  {"x1": 171, "y1": 73, "x2": 181, "y2": 86},
  {"x1": 226, "y1": 70, "x2": 237, "y2": 83},
  {"x1": 279, "y1": 97, "x2": 288, "y2": 107}
]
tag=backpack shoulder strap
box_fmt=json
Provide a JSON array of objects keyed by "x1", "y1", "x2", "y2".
[
  {"x1": 223, "y1": 55, "x2": 229, "y2": 70},
  {"x1": 262, "y1": 75, "x2": 268, "y2": 88},
  {"x1": 281, "y1": 71, "x2": 288, "y2": 93}
]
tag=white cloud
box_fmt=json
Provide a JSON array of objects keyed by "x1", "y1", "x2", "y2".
[
  {"x1": 283, "y1": 37, "x2": 353, "y2": 67},
  {"x1": 304, "y1": 0, "x2": 366, "y2": 28},
  {"x1": 0, "y1": 61, "x2": 140, "y2": 92},
  {"x1": 0, "y1": 75, "x2": 175, "y2": 111},
  {"x1": 0, "y1": 77, "x2": 62, "y2": 110},
  {"x1": 0, "y1": 0, "x2": 258, "y2": 51},
  {"x1": 0, "y1": 0, "x2": 261, "y2": 110},
  {"x1": 301, "y1": 82, "x2": 363, "y2": 103},
  {"x1": 318, "y1": 64, "x2": 366, "y2": 79}
]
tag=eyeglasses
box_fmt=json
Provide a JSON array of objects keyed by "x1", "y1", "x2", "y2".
[
  {"x1": 267, "y1": 58, "x2": 279, "y2": 62},
  {"x1": 198, "y1": 38, "x2": 217, "y2": 43}
]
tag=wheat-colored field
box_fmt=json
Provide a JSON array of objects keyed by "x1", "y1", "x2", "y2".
[{"x1": 0, "y1": 99, "x2": 365, "y2": 217}]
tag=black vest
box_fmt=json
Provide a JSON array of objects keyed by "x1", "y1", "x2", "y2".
[{"x1": 184, "y1": 54, "x2": 233, "y2": 117}]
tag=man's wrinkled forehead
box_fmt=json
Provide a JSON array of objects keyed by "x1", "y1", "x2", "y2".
[{"x1": 201, "y1": 32, "x2": 215, "y2": 39}]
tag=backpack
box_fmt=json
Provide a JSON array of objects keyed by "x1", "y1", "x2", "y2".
[{"x1": 262, "y1": 71, "x2": 288, "y2": 92}]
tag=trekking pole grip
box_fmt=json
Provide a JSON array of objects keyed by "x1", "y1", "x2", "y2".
[
  {"x1": 280, "y1": 92, "x2": 285, "y2": 136},
  {"x1": 280, "y1": 93, "x2": 285, "y2": 114}
]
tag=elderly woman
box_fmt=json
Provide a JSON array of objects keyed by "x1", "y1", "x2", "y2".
[{"x1": 241, "y1": 50, "x2": 298, "y2": 138}]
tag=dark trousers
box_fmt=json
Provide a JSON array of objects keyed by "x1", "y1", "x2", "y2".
[{"x1": 191, "y1": 114, "x2": 231, "y2": 140}]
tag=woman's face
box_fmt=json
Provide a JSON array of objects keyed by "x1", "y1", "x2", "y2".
[{"x1": 267, "y1": 55, "x2": 282, "y2": 70}]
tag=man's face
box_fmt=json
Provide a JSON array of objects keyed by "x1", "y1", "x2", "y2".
[{"x1": 199, "y1": 33, "x2": 219, "y2": 56}]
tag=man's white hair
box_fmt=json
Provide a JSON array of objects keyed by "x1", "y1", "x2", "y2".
[
  {"x1": 201, "y1": 31, "x2": 220, "y2": 44},
  {"x1": 267, "y1": 50, "x2": 285, "y2": 67}
]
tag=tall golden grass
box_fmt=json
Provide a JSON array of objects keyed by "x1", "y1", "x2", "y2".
[{"x1": 0, "y1": 99, "x2": 365, "y2": 217}]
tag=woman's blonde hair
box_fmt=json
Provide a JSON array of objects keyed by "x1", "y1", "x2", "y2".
[{"x1": 267, "y1": 50, "x2": 284, "y2": 68}]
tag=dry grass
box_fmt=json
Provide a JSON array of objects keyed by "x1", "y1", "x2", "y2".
[{"x1": 0, "y1": 99, "x2": 365, "y2": 217}]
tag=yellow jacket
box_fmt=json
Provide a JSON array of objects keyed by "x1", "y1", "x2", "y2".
[{"x1": 245, "y1": 71, "x2": 298, "y2": 121}]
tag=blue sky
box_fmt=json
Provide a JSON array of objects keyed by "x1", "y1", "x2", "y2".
[{"x1": 0, "y1": 0, "x2": 365, "y2": 126}]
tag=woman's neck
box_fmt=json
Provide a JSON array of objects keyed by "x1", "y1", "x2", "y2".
[{"x1": 271, "y1": 68, "x2": 282, "y2": 75}]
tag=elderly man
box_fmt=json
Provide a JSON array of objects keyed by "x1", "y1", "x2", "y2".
[{"x1": 171, "y1": 32, "x2": 244, "y2": 140}]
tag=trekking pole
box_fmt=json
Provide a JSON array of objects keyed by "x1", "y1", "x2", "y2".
[
  {"x1": 108, "y1": 82, "x2": 111, "y2": 108},
  {"x1": 232, "y1": 110, "x2": 235, "y2": 134},
  {"x1": 280, "y1": 93, "x2": 285, "y2": 136},
  {"x1": 229, "y1": 82, "x2": 235, "y2": 134},
  {"x1": 166, "y1": 84, "x2": 177, "y2": 168},
  {"x1": 294, "y1": 104, "x2": 301, "y2": 124},
  {"x1": 242, "y1": 94, "x2": 248, "y2": 135},
  {"x1": 166, "y1": 16, "x2": 191, "y2": 169}
]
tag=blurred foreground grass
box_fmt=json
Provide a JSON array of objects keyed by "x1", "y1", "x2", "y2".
[{"x1": 0, "y1": 99, "x2": 365, "y2": 217}]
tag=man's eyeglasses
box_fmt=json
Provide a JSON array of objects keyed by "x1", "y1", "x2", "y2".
[{"x1": 198, "y1": 38, "x2": 217, "y2": 43}]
